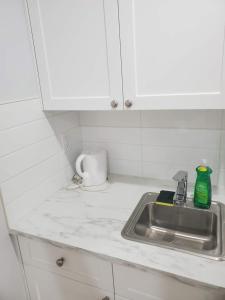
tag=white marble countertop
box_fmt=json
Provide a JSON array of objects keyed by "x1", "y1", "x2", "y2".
[{"x1": 10, "y1": 175, "x2": 225, "y2": 288}]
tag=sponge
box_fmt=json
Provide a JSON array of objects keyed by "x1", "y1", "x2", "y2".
[{"x1": 156, "y1": 190, "x2": 175, "y2": 206}]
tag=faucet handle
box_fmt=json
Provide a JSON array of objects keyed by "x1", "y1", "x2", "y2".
[
  {"x1": 173, "y1": 170, "x2": 188, "y2": 206},
  {"x1": 173, "y1": 170, "x2": 188, "y2": 182}
]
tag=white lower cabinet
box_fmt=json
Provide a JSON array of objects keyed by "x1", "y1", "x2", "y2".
[
  {"x1": 18, "y1": 236, "x2": 113, "y2": 291},
  {"x1": 19, "y1": 236, "x2": 114, "y2": 300},
  {"x1": 113, "y1": 264, "x2": 225, "y2": 300},
  {"x1": 25, "y1": 265, "x2": 113, "y2": 300},
  {"x1": 19, "y1": 236, "x2": 225, "y2": 300}
]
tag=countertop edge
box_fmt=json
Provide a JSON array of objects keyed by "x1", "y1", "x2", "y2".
[{"x1": 10, "y1": 228, "x2": 225, "y2": 291}]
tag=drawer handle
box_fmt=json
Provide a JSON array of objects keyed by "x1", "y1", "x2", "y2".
[
  {"x1": 56, "y1": 257, "x2": 64, "y2": 267},
  {"x1": 102, "y1": 297, "x2": 110, "y2": 300}
]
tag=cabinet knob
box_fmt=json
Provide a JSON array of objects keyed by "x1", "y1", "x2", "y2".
[
  {"x1": 110, "y1": 100, "x2": 118, "y2": 108},
  {"x1": 102, "y1": 297, "x2": 110, "y2": 300},
  {"x1": 125, "y1": 99, "x2": 132, "y2": 108},
  {"x1": 56, "y1": 257, "x2": 64, "y2": 267}
]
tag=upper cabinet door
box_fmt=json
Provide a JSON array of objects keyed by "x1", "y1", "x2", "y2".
[
  {"x1": 0, "y1": 0, "x2": 39, "y2": 104},
  {"x1": 119, "y1": 0, "x2": 225, "y2": 110},
  {"x1": 27, "y1": 0, "x2": 123, "y2": 110}
]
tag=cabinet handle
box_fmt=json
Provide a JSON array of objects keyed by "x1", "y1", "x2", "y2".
[
  {"x1": 56, "y1": 257, "x2": 64, "y2": 267},
  {"x1": 125, "y1": 99, "x2": 132, "y2": 108},
  {"x1": 102, "y1": 297, "x2": 110, "y2": 300},
  {"x1": 111, "y1": 100, "x2": 118, "y2": 108}
]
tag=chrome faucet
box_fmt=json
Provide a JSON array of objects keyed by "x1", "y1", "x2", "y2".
[{"x1": 173, "y1": 171, "x2": 188, "y2": 206}]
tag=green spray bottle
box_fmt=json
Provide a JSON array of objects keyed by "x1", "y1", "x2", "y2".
[{"x1": 194, "y1": 165, "x2": 212, "y2": 209}]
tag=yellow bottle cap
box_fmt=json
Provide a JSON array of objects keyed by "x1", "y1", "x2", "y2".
[{"x1": 198, "y1": 166, "x2": 207, "y2": 172}]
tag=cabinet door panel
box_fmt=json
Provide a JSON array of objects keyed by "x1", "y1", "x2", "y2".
[
  {"x1": 119, "y1": 0, "x2": 225, "y2": 109},
  {"x1": 27, "y1": 0, "x2": 122, "y2": 110},
  {"x1": 0, "y1": 0, "x2": 39, "y2": 104},
  {"x1": 114, "y1": 264, "x2": 225, "y2": 300},
  {"x1": 19, "y1": 236, "x2": 113, "y2": 292},
  {"x1": 25, "y1": 265, "x2": 114, "y2": 300}
]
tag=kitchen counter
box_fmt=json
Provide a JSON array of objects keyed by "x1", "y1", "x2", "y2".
[{"x1": 10, "y1": 175, "x2": 225, "y2": 289}]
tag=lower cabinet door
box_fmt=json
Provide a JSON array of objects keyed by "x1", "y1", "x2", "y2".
[
  {"x1": 113, "y1": 264, "x2": 225, "y2": 300},
  {"x1": 25, "y1": 265, "x2": 114, "y2": 300}
]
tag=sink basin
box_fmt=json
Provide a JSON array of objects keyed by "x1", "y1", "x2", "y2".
[{"x1": 122, "y1": 193, "x2": 225, "y2": 259}]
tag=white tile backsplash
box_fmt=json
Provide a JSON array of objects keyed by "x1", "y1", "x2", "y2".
[
  {"x1": 218, "y1": 116, "x2": 225, "y2": 188},
  {"x1": 6, "y1": 166, "x2": 73, "y2": 225},
  {"x1": 0, "y1": 99, "x2": 44, "y2": 130},
  {"x1": 142, "y1": 146, "x2": 218, "y2": 165},
  {"x1": 1, "y1": 153, "x2": 68, "y2": 205},
  {"x1": 142, "y1": 148, "x2": 219, "y2": 183},
  {"x1": 80, "y1": 111, "x2": 141, "y2": 127},
  {"x1": 46, "y1": 111, "x2": 80, "y2": 135},
  {"x1": 80, "y1": 111, "x2": 223, "y2": 185},
  {"x1": 0, "y1": 136, "x2": 61, "y2": 183},
  {"x1": 142, "y1": 161, "x2": 186, "y2": 182},
  {"x1": 1, "y1": 99, "x2": 224, "y2": 226},
  {"x1": 83, "y1": 141, "x2": 141, "y2": 161},
  {"x1": 221, "y1": 111, "x2": 225, "y2": 129},
  {"x1": 141, "y1": 128, "x2": 221, "y2": 149},
  {"x1": 141, "y1": 110, "x2": 223, "y2": 129},
  {"x1": 62, "y1": 126, "x2": 82, "y2": 167},
  {"x1": 82, "y1": 126, "x2": 141, "y2": 144},
  {"x1": 109, "y1": 159, "x2": 142, "y2": 177},
  {"x1": 0, "y1": 104, "x2": 81, "y2": 222}
]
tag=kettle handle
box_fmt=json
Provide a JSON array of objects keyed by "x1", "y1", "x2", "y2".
[{"x1": 75, "y1": 154, "x2": 88, "y2": 179}]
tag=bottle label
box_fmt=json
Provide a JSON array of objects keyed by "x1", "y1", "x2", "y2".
[{"x1": 195, "y1": 182, "x2": 208, "y2": 204}]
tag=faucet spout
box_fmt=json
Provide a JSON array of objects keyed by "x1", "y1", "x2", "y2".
[{"x1": 173, "y1": 170, "x2": 188, "y2": 206}]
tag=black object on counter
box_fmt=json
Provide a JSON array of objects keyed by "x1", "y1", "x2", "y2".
[{"x1": 156, "y1": 190, "x2": 175, "y2": 205}]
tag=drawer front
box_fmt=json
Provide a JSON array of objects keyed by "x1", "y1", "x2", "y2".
[
  {"x1": 19, "y1": 236, "x2": 113, "y2": 291},
  {"x1": 113, "y1": 264, "x2": 225, "y2": 300},
  {"x1": 25, "y1": 265, "x2": 114, "y2": 300}
]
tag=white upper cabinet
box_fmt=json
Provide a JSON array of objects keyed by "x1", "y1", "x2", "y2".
[
  {"x1": 28, "y1": 0, "x2": 225, "y2": 110},
  {"x1": 27, "y1": 0, "x2": 123, "y2": 110},
  {"x1": 119, "y1": 0, "x2": 225, "y2": 110},
  {"x1": 0, "y1": 0, "x2": 39, "y2": 104}
]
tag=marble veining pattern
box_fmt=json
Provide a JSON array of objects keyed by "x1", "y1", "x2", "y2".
[{"x1": 10, "y1": 175, "x2": 225, "y2": 288}]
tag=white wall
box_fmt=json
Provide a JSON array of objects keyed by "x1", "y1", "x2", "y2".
[
  {"x1": 0, "y1": 2, "x2": 81, "y2": 298},
  {"x1": 0, "y1": 0, "x2": 38, "y2": 104},
  {"x1": 0, "y1": 107, "x2": 81, "y2": 226},
  {"x1": 0, "y1": 197, "x2": 28, "y2": 300},
  {"x1": 0, "y1": 0, "x2": 81, "y2": 227},
  {"x1": 218, "y1": 111, "x2": 225, "y2": 190},
  {"x1": 80, "y1": 110, "x2": 222, "y2": 185}
]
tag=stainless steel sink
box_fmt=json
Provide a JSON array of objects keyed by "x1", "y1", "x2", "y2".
[{"x1": 122, "y1": 193, "x2": 225, "y2": 260}]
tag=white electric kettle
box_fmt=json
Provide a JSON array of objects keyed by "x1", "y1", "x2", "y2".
[{"x1": 75, "y1": 149, "x2": 107, "y2": 187}]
